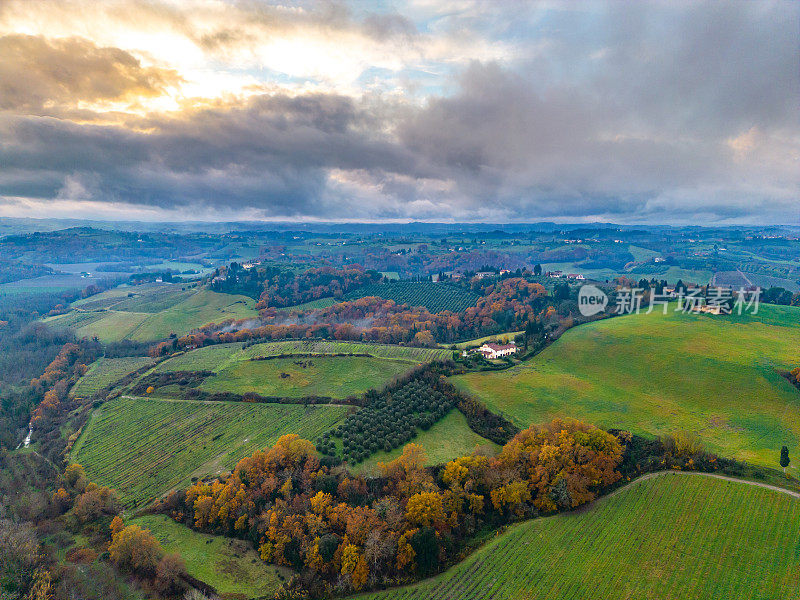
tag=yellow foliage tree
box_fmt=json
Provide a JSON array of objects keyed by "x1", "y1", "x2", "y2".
[
  {"x1": 26, "y1": 568, "x2": 52, "y2": 600},
  {"x1": 64, "y1": 463, "x2": 87, "y2": 492},
  {"x1": 109, "y1": 525, "x2": 164, "y2": 576},
  {"x1": 498, "y1": 418, "x2": 622, "y2": 512},
  {"x1": 405, "y1": 492, "x2": 444, "y2": 527},
  {"x1": 396, "y1": 529, "x2": 417, "y2": 572},
  {"x1": 109, "y1": 515, "x2": 124, "y2": 536},
  {"x1": 490, "y1": 481, "x2": 531, "y2": 514},
  {"x1": 340, "y1": 543, "x2": 360, "y2": 575},
  {"x1": 352, "y1": 555, "x2": 369, "y2": 590}
]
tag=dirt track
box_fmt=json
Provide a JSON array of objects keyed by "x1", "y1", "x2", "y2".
[{"x1": 608, "y1": 470, "x2": 800, "y2": 500}]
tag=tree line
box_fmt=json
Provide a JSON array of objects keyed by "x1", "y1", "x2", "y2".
[{"x1": 152, "y1": 277, "x2": 554, "y2": 356}]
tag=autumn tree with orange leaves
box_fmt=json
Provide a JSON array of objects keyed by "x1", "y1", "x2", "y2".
[{"x1": 162, "y1": 419, "x2": 623, "y2": 597}]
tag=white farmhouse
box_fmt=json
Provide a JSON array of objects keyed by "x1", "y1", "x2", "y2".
[{"x1": 478, "y1": 342, "x2": 518, "y2": 359}]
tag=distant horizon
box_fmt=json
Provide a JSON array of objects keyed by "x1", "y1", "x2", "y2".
[{"x1": 3, "y1": 215, "x2": 800, "y2": 232}]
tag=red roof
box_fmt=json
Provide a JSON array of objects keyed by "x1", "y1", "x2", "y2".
[{"x1": 483, "y1": 343, "x2": 516, "y2": 351}]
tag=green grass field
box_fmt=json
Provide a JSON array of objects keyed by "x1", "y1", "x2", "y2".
[
  {"x1": 47, "y1": 285, "x2": 257, "y2": 342},
  {"x1": 103, "y1": 286, "x2": 194, "y2": 313},
  {"x1": 156, "y1": 340, "x2": 451, "y2": 374},
  {"x1": 127, "y1": 289, "x2": 255, "y2": 341},
  {"x1": 628, "y1": 244, "x2": 662, "y2": 262},
  {"x1": 130, "y1": 515, "x2": 288, "y2": 598},
  {"x1": 353, "y1": 410, "x2": 498, "y2": 475},
  {"x1": 70, "y1": 356, "x2": 153, "y2": 398},
  {"x1": 72, "y1": 397, "x2": 346, "y2": 507},
  {"x1": 446, "y1": 331, "x2": 523, "y2": 349},
  {"x1": 453, "y1": 304, "x2": 800, "y2": 466},
  {"x1": 345, "y1": 281, "x2": 480, "y2": 312},
  {"x1": 200, "y1": 356, "x2": 413, "y2": 398},
  {"x1": 354, "y1": 473, "x2": 800, "y2": 600},
  {"x1": 58, "y1": 310, "x2": 149, "y2": 342}
]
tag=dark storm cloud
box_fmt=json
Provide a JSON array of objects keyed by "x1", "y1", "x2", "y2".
[
  {"x1": 0, "y1": 92, "x2": 424, "y2": 216},
  {"x1": 0, "y1": 1, "x2": 797, "y2": 222},
  {"x1": 391, "y1": 1, "x2": 799, "y2": 221}
]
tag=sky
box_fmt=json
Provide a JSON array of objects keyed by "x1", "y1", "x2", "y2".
[{"x1": 0, "y1": 0, "x2": 797, "y2": 224}]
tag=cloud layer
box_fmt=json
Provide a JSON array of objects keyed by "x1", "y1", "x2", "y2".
[{"x1": 0, "y1": 0, "x2": 797, "y2": 223}]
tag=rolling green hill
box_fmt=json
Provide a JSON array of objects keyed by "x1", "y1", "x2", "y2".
[
  {"x1": 149, "y1": 340, "x2": 451, "y2": 399},
  {"x1": 45, "y1": 284, "x2": 257, "y2": 342},
  {"x1": 199, "y1": 355, "x2": 414, "y2": 398},
  {"x1": 354, "y1": 473, "x2": 800, "y2": 600},
  {"x1": 129, "y1": 514, "x2": 289, "y2": 598},
  {"x1": 453, "y1": 304, "x2": 800, "y2": 467},
  {"x1": 155, "y1": 340, "x2": 450, "y2": 374}
]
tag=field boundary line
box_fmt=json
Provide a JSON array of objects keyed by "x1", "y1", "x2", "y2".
[
  {"x1": 606, "y1": 470, "x2": 800, "y2": 500},
  {"x1": 120, "y1": 394, "x2": 352, "y2": 408}
]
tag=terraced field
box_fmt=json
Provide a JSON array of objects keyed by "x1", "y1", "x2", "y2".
[
  {"x1": 156, "y1": 340, "x2": 451, "y2": 373},
  {"x1": 46, "y1": 284, "x2": 257, "y2": 342},
  {"x1": 72, "y1": 396, "x2": 346, "y2": 507},
  {"x1": 70, "y1": 356, "x2": 153, "y2": 398},
  {"x1": 345, "y1": 281, "x2": 480, "y2": 312},
  {"x1": 130, "y1": 514, "x2": 289, "y2": 598},
  {"x1": 354, "y1": 473, "x2": 800, "y2": 600},
  {"x1": 454, "y1": 304, "x2": 800, "y2": 467}
]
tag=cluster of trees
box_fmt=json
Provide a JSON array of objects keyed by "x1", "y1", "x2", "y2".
[
  {"x1": 324, "y1": 373, "x2": 456, "y2": 464},
  {"x1": 358, "y1": 249, "x2": 527, "y2": 279},
  {"x1": 0, "y1": 227, "x2": 220, "y2": 264},
  {"x1": 27, "y1": 341, "x2": 106, "y2": 463},
  {"x1": 209, "y1": 262, "x2": 281, "y2": 299},
  {"x1": 788, "y1": 366, "x2": 800, "y2": 388},
  {"x1": 761, "y1": 286, "x2": 800, "y2": 306},
  {"x1": 456, "y1": 395, "x2": 519, "y2": 444},
  {"x1": 154, "y1": 278, "x2": 552, "y2": 355},
  {"x1": 255, "y1": 266, "x2": 383, "y2": 309},
  {"x1": 0, "y1": 451, "x2": 184, "y2": 599},
  {"x1": 0, "y1": 277, "x2": 123, "y2": 449},
  {"x1": 0, "y1": 516, "x2": 52, "y2": 600},
  {"x1": 0, "y1": 326, "x2": 77, "y2": 449},
  {"x1": 0, "y1": 258, "x2": 54, "y2": 285},
  {"x1": 160, "y1": 419, "x2": 624, "y2": 596},
  {"x1": 210, "y1": 263, "x2": 383, "y2": 306},
  {"x1": 108, "y1": 518, "x2": 190, "y2": 597}
]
